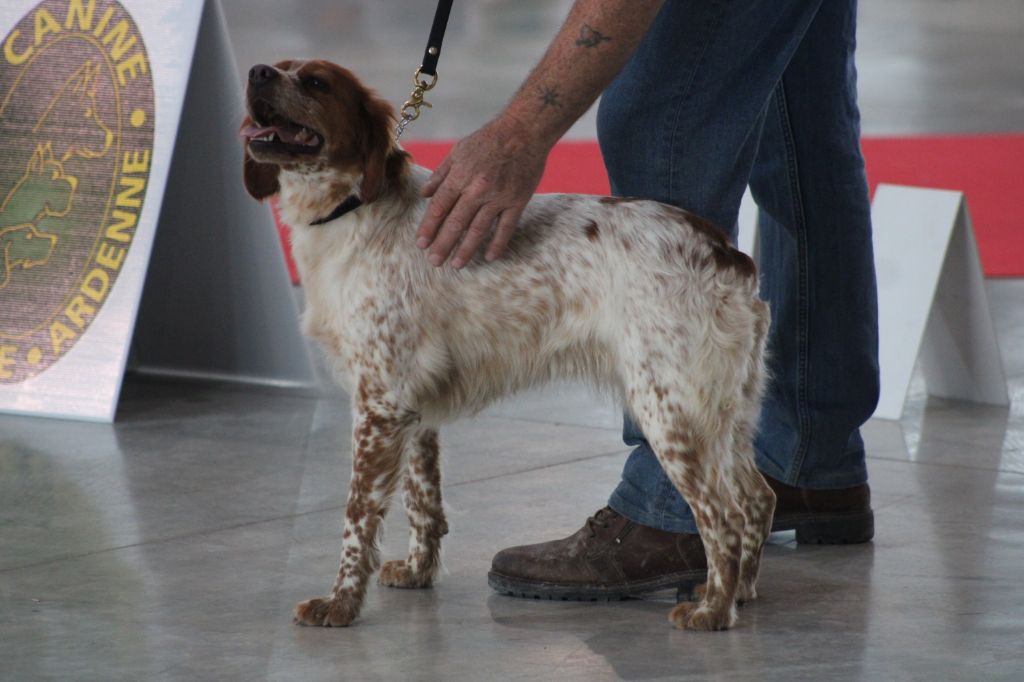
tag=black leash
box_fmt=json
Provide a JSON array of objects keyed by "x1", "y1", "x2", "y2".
[
  {"x1": 420, "y1": 0, "x2": 454, "y2": 79},
  {"x1": 395, "y1": 0, "x2": 455, "y2": 141}
]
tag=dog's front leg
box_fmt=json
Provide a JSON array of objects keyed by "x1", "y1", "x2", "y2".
[
  {"x1": 294, "y1": 391, "x2": 415, "y2": 627},
  {"x1": 380, "y1": 427, "x2": 447, "y2": 588}
]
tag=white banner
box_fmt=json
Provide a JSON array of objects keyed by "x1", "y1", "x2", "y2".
[{"x1": 0, "y1": 0, "x2": 314, "y2": 422}]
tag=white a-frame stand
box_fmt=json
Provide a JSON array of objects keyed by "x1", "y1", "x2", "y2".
[
  {"x1": 129, "y1": 0, "x2": 315, "y2": 391},
  {"x1": 0, "y1": 0, "x2": 314, "y2": 422},
  {"x1": 872, "y1": 184, "x2": 1008, "y2": 420},
  {"x1": 735, "y1": 183, "x2": 1007, "y2": 421}
]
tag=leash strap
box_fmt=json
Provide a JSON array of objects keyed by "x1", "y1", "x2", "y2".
[
  {"x1": 420, "y1": 0, "x2": 454, "y2": 78},
  {"x1": 396, "y1": 0, "x2": 454, "y2": 141}
]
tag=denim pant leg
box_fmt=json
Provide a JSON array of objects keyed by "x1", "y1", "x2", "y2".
[
  {"x1": 749, "y1": 1, "x2": 880, "y2": 488},
  {"x1": 598, "y1": 1, "x2": 876, "y2": 533}
]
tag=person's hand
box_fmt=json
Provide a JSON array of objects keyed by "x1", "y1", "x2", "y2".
[{"x1": 416, "y1": 116, "x2": 551, "y2": 268}]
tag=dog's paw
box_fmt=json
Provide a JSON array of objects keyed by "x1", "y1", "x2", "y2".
[
  {"x1": 668, "y1": 601, "x2": 699, "y2": 629},
  {"x1": 293, "y1": 596, "x2": 358, "y2": 627},
  {"x1": 691, "y1": 580, "x2": 756, "y2": 605},
  {"x1": 668, "y1": 601, "x2": 737, "y2": 631},
  {"x1": 736, "y1": 581, "x2": 758, "y2": 604},
  {"x1": 379, "y1": 559, "x2": 433, "y2": 589}
]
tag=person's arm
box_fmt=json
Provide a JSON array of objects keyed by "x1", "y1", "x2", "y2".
[{"x1": 416, "y1": 0, "x2": 666, "y2": 269}]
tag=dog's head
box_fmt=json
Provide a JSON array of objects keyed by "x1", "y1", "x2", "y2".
[{"x1": 240, "y1": 59, "x2": 404, "y2": 205}]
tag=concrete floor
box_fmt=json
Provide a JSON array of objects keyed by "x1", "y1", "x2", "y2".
[{"x1": 2, "y1": 1, "x2": 1023, "y2": 680}]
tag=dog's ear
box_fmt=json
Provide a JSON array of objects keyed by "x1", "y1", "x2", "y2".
[
  {"x1": 244, "y1": 152, "x2": 280, "y2": 201},
  {"x1": 241, "y1": 115, "x2": 280, "y2": 201},
  {"x1": 357, "y1": 95, "x2": 400, "y2": 204},
  {"x1": 241, "y1": 116, "x2": 282, "y2": 200}
]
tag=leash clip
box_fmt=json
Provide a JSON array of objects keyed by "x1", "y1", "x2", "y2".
[{"x1": 396, "y1": 67, "x2": 439, "y2": 141}]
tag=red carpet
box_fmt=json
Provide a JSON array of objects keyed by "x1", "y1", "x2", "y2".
[
  {"x1": 274, "y1": 134, "x2": 1023, "y2": 282},
  {"x1": 861, "y1": 135, "x2": 1023, "y2": 278}
]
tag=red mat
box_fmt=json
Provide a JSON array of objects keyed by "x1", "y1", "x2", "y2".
[
  {"x1": 861, "y1": 135, "x2": 1023, "y2": 278},
  {"x1": 273, "y1": 135, "x2": 1023, "y2": 282}
]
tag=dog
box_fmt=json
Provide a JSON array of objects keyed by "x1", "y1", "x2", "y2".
[{"x1": 240, "y1": 59, "x2": 774, "y2": 631}]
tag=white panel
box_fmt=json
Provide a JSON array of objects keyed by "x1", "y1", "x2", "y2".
[
  {"x1": 0, "y1": 0, "x2": 315, "y2": 422},
  {"x1": 130, "y1": 0, "x2": 316, "y2": 390},
  {"x1": 737, "y1": 185, "x2": 758, "y2": 257},
  {"x1": 872, "y1": 184, "x2": 1007, "y2": 420},
  {"x1": 0, "y1": 0, "x2": 205, "y2": 421},
  {"x1": 919, "y1": 202, "x2": 1008, "y2": 406}
]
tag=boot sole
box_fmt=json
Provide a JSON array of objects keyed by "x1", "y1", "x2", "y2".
[
  {"x1": 488, "y1": 569, "x2": 707, "y2": 601},
  {"x1": 772, "y1": 509, "x2": 875, "y2": 544}
]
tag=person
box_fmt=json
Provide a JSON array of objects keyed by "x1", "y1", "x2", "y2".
[{"x1": 416, "y1": 0, "x2": 880, "y2": 599}]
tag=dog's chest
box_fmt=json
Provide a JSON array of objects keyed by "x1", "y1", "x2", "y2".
[{"x1": 292, "y1": 229, "x2": 410, "y2": 382}]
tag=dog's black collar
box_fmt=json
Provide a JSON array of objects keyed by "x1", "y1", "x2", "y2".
[{"x1": 310, "y1": 195, "x2": 363, "y2": 225}]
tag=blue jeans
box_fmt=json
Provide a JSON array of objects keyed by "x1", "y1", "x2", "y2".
[{"x1": 597, "y1": 0, "x2": 880, "y2": 533}]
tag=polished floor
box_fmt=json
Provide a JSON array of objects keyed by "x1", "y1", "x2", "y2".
[{"x1": 3, "y1": 1, "x2": 1024, "y2": 681}]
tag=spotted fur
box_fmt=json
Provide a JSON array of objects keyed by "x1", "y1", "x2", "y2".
[{"x1": 242, "y1": 60, "x2": 774, "y2": 631}]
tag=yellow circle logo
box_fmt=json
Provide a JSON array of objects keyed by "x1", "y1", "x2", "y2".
[{"x1": 0, "y1": 0, "x2": 153, "y2": 383}]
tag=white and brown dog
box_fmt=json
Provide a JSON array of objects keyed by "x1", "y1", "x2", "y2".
[{"x1": 241, "y1": 59, "x2": 774, "y2": 631}]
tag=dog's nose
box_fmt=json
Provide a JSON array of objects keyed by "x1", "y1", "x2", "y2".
[{"x1": 248, "y1": 64, "x2": 278, "y2": 86}]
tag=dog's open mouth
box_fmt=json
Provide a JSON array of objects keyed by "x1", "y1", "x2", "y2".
[{"x1": 241, "y1": 113, "x2": 323, "y2": 155}]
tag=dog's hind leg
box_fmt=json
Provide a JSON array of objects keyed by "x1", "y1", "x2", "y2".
[
  {"x1": 294, "y1": 385, "x2": 416, "y2": 627},
  {"x1": 665, "y1": 445, "x2": 743, "y2": 631},
  {"x1": 731, "y1": 452, "x2": 774, "y2": 603},
  {"x1": 380, "y1": 427, "x2": 448, "y2": 589},
  {"x1": 684, "y1": 455, "x2": 772, "y2": 607},
  {"x1": 627, "y1": 382, "x2": 744, "y2": 631},
  {"x1": 732, "y1": 298, "x2": 774, "y2": 603}
]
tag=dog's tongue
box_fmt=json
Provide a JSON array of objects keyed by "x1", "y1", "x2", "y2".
[
  {"x1": 241, "y1": 122, "x2": 319, "y2": 146},
  {"x1": 240, "y1": 123, "x2": 278, "y2": 139}
]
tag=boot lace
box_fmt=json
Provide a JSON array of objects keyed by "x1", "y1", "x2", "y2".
[{"x1": 585, "y1": 507, "x2": 616, "y2": 537}]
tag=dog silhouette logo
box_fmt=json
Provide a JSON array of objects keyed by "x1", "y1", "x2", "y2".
[
  {"x1": 0, "y1": 0, "x2": 154, "y2": 383},
  {"x1": 0, "y1": 145, "x2": 75, "y2": 288}
]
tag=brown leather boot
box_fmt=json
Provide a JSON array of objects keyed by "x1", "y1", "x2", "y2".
[
  {"x1": 766, "y1": 475, "x2": 874, "y2": 544},
  {"x1": 487, "y1": 507, "x2": 707, "y2": 600},
  {"x1": 488, "y1": 477, "x2": 873, "y2": 600}
]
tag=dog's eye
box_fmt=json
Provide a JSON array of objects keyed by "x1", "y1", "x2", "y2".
[{"x1": 303, "y1": 76, "x2": 329, "y2": 93}]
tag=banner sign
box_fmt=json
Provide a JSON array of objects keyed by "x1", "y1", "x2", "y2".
[
  {"x1": 0, "y1": 0, "x2": 315, "y2": 421},
  {"x1": 0, "y1": 0, "x2": 154, "y2": 384}
]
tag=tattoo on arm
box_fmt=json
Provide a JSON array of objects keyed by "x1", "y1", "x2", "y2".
[
  {"x1": 538, "y1": 85, "x2": 563, "y2": 110},
  {"x1": 575, "y1": 24, "x2": 613, "y2": 48}
]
